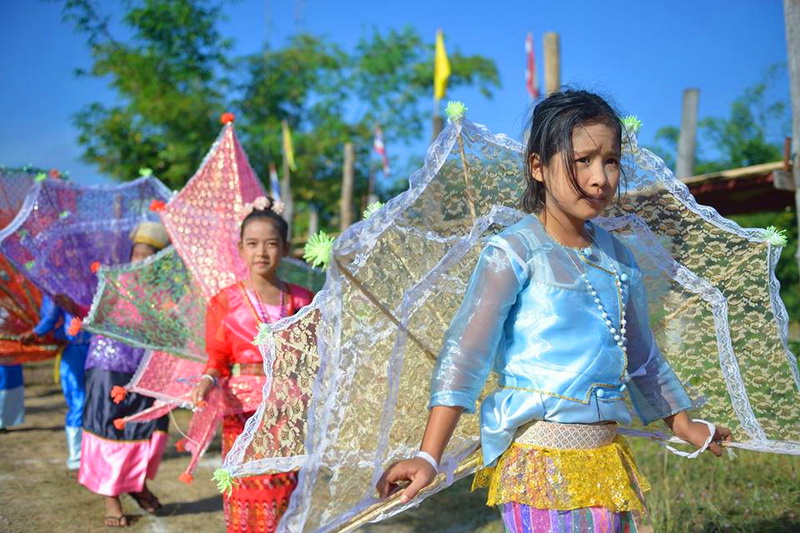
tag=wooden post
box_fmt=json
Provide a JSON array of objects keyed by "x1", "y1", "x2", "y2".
[
  {"x1": 432, "y1": 115, "x2": 445, "y2": 141},
  {"x1": 785, "y1": 0, "x2": 800, "y2": 268},
  {"x1": 676, "y1": 88, "x2": 700, "y2": 179},
  {"x1": 281, "y1": 156, "x2": 293, "y2": 242},
  {"x1": 307, "y1": 204, "x2": 318, "y2": 238},
  {"x1": 367, "y1": 166, "x2": 378, "y2": 206},
  {"x1": 340, "y1": 142, "x2": 355, "y2": 231},
  {"x1": 543, "y1": 32, "x2": 560, "y2": 95}
]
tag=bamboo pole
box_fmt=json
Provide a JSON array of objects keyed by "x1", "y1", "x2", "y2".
[
  {"x1": 281, "y1": 156, "x2": 294, "y2": 242},
  {"x1": 336, "y1": 451, "x2": 483, "y2": 532},
  {"x1": 543, "y1": 32, "x2": 560, "y2": 95},
  {"x1": 784, "y1": 0, "x2": 800, "y2": 271},
  {"x1": 340, "y1": 142, "x2": 355, "y2": 231},
  {"x1": 333, "y1": 258, "x2": 437, "y2": 360},
  {"x1": 676, "y1": 88, "x2": 700, "y2": 180}
]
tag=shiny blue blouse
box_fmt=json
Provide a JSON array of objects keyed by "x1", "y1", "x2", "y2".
[{"x1": 429, "y1": 215, "x2": 692, "y2": 466}]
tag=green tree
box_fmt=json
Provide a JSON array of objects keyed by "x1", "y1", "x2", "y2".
[
  {"x1": 59, "y1": 0, "x2": 231, "y2": 188},
  {"x1": 61, "y1": 2, "x2": 500, "y2": 227},
  {"x1": 234, "y1": 27, "x2": 500, "y2": 232}
]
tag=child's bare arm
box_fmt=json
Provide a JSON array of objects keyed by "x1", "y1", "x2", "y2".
[{"x1": 664, "y1": 411, "x2": 732, "y2": 457}]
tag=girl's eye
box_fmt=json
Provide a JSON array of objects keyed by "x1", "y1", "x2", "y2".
[
  {"x1": 606, "y1": 158, "x2": 620, "y2": 166},
  {"x1": 576, "y1": 156, "x2": 590, "y2": 164}
]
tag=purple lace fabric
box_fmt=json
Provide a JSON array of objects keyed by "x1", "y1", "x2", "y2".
[{"x1": 0, "y1": 176, "x2": 171, "y2": 307}]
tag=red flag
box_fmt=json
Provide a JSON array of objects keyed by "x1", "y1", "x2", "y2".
[
  {"x1": 525, "y1": 32, "x2": 539, "y2": 99},
  {"x1": 373, "y1": 124, "x2": 390, "y2": 176}
]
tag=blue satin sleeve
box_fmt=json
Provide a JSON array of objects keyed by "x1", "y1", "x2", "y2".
[
  {"x1": 624, "y1": 253, "x2": 692, "y2": 424},
  {"x1": 429, "y1": 235, "x2": 528, "y2": 414},
  {"x1": 33, "y1": 295, "x2": 62, "y2": 337}
]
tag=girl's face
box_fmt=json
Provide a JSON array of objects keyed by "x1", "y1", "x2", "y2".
[
  {"x1": 131, "y1": 243, "x2": 158, "y2": 263},
  {"x1": 531, "y1": 122, "x2": 621, "y2": 222},
  {"x1": 239, "y1": 218, "x2": 288, "y2": 279}
]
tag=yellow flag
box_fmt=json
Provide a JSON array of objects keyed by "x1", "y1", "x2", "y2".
[
  {"x1": 282, "y1": 120, "x2": 297, "y2": 171},
  {"x1": 434, "y1": 29, "x2": 451, "y2": 101}
]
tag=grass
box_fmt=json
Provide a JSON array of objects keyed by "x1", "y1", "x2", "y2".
[{"x1": 371, "y1": 439, "x2": 800, "y2": 533}]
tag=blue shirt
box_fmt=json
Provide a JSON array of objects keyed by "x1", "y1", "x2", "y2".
[
  {"x1": 33, "y1": 295, "x2": 91, "y2": 344},
  {"x1": 429, "y1": 215, "x2": 692, "y2": 466}
]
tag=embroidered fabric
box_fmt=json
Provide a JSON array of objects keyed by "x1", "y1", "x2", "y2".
[
  {"x1": 221, "y1": 303, "x2": 322, "y2": 477},
  {"x1": 226, "y1": 117, "x2": 798, "y2": 533},
  {"x1": 159, "y1": 122, "x2": 265, "y2": 300},
  {"x1": 0, "y1": 168, "x2": 64, "y2": 364},
  {"x1": 513, "y1": 421, "x2": 618, "y2": 450},
  {"x1": 473, "y1": 436, "x2": 649, "y2": 512},
  {"x1": 0, "y1": 175, "x2": 172, "y2": 306}
]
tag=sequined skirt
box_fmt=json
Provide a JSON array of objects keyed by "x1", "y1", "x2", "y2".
[{"x1": 473, "y1": 420, "x2": 650, "y2": 513}]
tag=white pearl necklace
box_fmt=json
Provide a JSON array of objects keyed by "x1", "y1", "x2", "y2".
[{"x1": 562, "y1": 243, "x2": 629, "y2": 357}]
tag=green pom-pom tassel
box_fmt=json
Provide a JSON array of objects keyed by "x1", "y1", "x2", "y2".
[
  {"x1": 213, "y1": 468, "x2": 236, "y2": 497},
  {"x1": 252, "y1": 322, "x2": 272, "y2": 346},
  {"x1": 139, "y1": 167, "x2": 153, "y2": 177},
  {"x1": 304, "y1": 231, "x2": 335, "y2": 270},
  {"x1": 59, "y1": 210, "x2": 70, "y2": 219},
  {"x1": 445, "y1": 101, "x2": 468, "y2": 122},
  {"x1": 764, "y1": 226, "x2": 788, "y2": 247},
  {"x1": 34, "y1": 172, "x2": 47, "y2": 182},
  {"x1": 362, "y1": 202, "x2": 384, "y2": 220},
  {"x1": 622, "y1": 115, "x2": 642, "y2": 135},
  {"x1": 24, "y1": 260, "x2": 35, "y2": 271}
]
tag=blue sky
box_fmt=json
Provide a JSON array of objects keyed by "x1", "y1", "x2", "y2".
[{"x1": 0, "y1": 1, "x2": 789, "y2": 185}]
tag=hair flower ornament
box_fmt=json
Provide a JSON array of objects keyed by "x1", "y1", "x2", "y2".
[{"x1": 242, "y1": 196, "x2": 284, "y2": 218}]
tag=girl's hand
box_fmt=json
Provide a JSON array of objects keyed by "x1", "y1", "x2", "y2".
[
  {"x1": 676, "y1": 420, "x2": 732, "y2": 457},
  {"x1": 190, "y1": 379, "x2": 212, "y2": 407},
  {"x1": 376, "y1": 458, "x2": 437, "y2": 503}
]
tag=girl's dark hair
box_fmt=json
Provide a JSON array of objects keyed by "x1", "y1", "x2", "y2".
[
  {"x1": 239, "y1": 198, "x2": 289, "y2": 244},
  {"x1": 522, "y1": 89, "x2": 623, "y2": 213}
]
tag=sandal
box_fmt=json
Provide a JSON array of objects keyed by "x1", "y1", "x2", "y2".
[
  {"x1": 129, "y1": 489, "x2": 162, "y2": 514},
  {"x1": 104, "y1": 515, "x2": 128, "y2": 527}
]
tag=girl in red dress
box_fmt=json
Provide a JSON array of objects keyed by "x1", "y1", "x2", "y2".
[{"x1": 192, "y1": 198, "x2": 313, "y2": 532}]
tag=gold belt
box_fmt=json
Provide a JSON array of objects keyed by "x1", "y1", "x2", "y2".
[{"x1": 514, "y1": 420, "x2": 617, "y2": 450}]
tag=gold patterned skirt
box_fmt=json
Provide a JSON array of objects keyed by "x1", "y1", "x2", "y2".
[{"x1": 473, "y1": 421, "x2": 650, "y2": 513}]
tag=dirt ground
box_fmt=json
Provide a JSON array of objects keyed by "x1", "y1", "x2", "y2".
[
  {"x1": 0, "y1": 363, "x2": 500, "y2": 533},
  {"x1": 0, "y1": 363, "x2": 225, "y2": 533}
]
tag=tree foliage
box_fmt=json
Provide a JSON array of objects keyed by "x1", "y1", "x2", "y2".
[
  {"x1": 234, "y1": 27, "x2": 500, "y2": 232},
  {"x1": 59, "y1": 1, "x2": 501, "y2": 229},
  {"x1": 60, "y1": 0, "x2": 232, "y2": 189}
]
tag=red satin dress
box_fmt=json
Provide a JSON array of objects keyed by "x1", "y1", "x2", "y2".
[{"x1": 204, "y1": 282, "x2": 313, "y2": 533}]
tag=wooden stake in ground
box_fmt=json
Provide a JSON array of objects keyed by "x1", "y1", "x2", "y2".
[
  {"x1": 281, "y1": 157, "x2": 293, "y2": 242},
  {"x1": 785, "y1": 0, "x2": 800, "y2": 271},
  {"x1": 280, "y1": 120, "x2": 295, "y2": 242},
  {"x1": 340, "y1": 142, "x2": 355, "y2": 231},
  {"x1": 307, "y1": 204, "x2": 319, "y2": 239},
  {"x1": 677, "y1": 88, "x2": 700, "y2": 180},
  {"x1": 544, "y1": 32, "x2": 560, "y2": 95}
]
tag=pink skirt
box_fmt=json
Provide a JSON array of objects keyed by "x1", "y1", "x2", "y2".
[{"x1": 78, "y1": 429, "x2": 168, "y2": 496}]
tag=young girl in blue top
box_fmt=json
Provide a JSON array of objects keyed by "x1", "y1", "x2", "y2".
[{"x1": 378, "y1": 90, "x2": 732, "y2": 532}]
